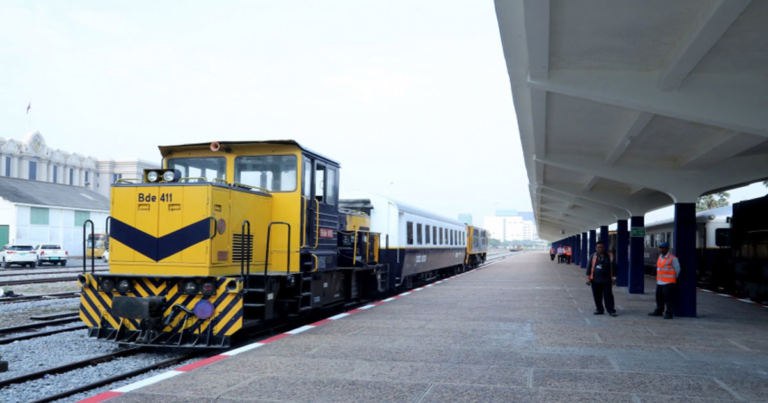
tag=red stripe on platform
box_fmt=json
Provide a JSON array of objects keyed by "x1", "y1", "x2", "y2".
[
  {"x1": 79, "y1": 391, "x2": 123, "y2": 402},
  {"x1": 261, "y1": 333, "x2": 290, "y2": 344},
  {"x1": 347, "y1": 308, "x2": 363, "y2": 314},
  {"x1": 176, "y1": 354, "x2": 228, "y2": 372},
  {"x1": 310, "y1": 318, "x2": 331, "y2": 327}
]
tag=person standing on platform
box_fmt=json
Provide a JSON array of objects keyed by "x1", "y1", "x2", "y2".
[
  {"x1": 649, "y1": 242, "x2": 680, "y2": 319},
  {"x1": 564, "y1": 245, "x2": 572, "y2": 264},
  {"x1": 556, "y1": 245, "x2": 564, "y2": 263},
  {"x1": 549, "y1": 246, "x2": 556, "y2": 261},
  {"x1": 586, "y1": 241, "x2": 617, "y2": 316}
]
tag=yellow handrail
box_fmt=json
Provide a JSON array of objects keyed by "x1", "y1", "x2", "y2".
[{"x1": 352, "y1": 231, "x2": 358, "y2": 265}]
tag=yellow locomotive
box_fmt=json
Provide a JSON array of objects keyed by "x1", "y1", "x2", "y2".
[
  {"x1": 78, "y1": 140, "x2": 487, "y2": 348},
  {"x1": 79, "y1": 140, "x2": 382, "y2": 347}
]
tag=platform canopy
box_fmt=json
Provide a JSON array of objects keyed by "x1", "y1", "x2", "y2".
[{"x1": 495, "y1": 0, "x2": 768, "y2": 240}]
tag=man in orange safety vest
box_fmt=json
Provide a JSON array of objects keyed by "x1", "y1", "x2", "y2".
[{"x1": 648, "y1": 241, "x2": 680, "y2": 319}]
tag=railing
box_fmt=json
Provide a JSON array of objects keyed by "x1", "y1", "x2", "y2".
[
  {"x1": 239, "y1": 220, "x2": 252, "y2": 279},
  {"x1": 82, "y1": 220, "x2": 95, "y2": 274}
]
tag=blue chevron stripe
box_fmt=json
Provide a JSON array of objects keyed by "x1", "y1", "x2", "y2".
[{"x1": 110, "y1": 217, "x2": 212, "y2": 261}]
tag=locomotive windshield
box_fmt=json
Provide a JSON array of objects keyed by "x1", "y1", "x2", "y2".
[
  {"x1": 235, "y1": 155, "x2": 297, "y2": 192},
  {"x1": 168, "y1": 157, "x2": 226, "y2": 182}
]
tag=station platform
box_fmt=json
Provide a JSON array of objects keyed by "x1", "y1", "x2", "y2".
[{"x1": 90, "y1": 252, "x2": 768, "y2": 402}]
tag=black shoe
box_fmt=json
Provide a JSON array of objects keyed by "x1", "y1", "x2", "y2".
[
  {"x1": 593, "y1": 310, "x2": 604, "y2": 315},
  {"x1": 609, "y1": 312, "x2": 618, "y2": 317},
  {"x1": 664, "y1": 313, "x2": 673, "y2": 319},
  {"x1": 648, "y1": 311, "x2": 662, "y2": 316}
]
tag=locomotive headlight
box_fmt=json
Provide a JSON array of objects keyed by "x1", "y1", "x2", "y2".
[
  {"x1": 100, "y1": 278, "x2": 115, "y2": 293},
  {"x1": 201, "y1": 281, "x2": 216, "y2": 297},
  {"x1": 162, "y1": 170, "x2": 178, "y2": 182},
  {"x1": 146, "y1": 170, "x2": 160, "y2": 183},
  {"x1": 116, "y1": 279, "x2": 132, "y2": 294},
  {"x1": 183, "y1": 280, "x2": 199, "y2": 295}
]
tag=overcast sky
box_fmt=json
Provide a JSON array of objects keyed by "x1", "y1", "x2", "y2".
[{"x1": 0, "y1": 0, "x2": 529, "y2": 223}]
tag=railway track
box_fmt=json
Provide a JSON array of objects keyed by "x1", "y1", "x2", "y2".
[
  {"x1": 0, "y1": 312, "x2": 84, "y2": 345},
  {"x1": 31, "y1": 352, "x2": 199, "y2": 403},
  {"x1": 0, "y1": 291, "x2": 80, "y2": 304},
  {"x1": 0, "y1": 268, "x2": 106, "y2": 278},
  {"x1": 0, "y1": 276, "x2": 80, "y2": 287}
]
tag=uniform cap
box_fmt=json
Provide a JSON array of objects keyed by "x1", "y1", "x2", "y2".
[{"x1": 659, "y1": 242, "x2": 670, "y2": 248}]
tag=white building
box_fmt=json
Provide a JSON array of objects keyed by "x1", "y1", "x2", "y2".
[
  {"x1": 0, "y1": 132, "x2": 156, "y2": 199},
  {"x1": 0, "y1": 132, "x2": 157, "y2": 253},
  {"x1": 0, "y1": 176, "x2": 109, "y2": 254},
  {"x1": 483, "y1": 214, "x2": 538, "y2": 242}
]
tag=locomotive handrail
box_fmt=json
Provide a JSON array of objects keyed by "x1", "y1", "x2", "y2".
[
  {"x1": 209, "y1": 217, "x2": 218, "y2": 240},
  {"x1": 232, "y1": 182, "x2": 271, "y2": 194},
  {"x1": 105, "y1": 216, "x2": 112, "y2": 262},
  {"x1": 82, "y1": 219, "x2": 95, "y2": 274},
  {"x1": 115, "y1": 178, "x2": 140, "y2": 184},
  {"x1": 314, "y1": 199, "x2": 320, "y2": 249},
  {"x1": 301, "y1": 196, "x2": 309, "y2": 248},
  {"x1": 240, "y1": 220, "x2": 251, "y2": 279},
  {"x1": 265, "y1": 222, "x2": 291, "y2": 277},
  {"x1": 179, "y1": 177, "x2": 207, "y2": 183}
]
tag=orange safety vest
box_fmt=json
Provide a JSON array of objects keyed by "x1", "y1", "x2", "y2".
[
  {"x1": 564, "y1": 247, "x2": 572, "y2": 256},
  {"x1": 656, "y1": 254, "x2": 677, "y2": 284}
]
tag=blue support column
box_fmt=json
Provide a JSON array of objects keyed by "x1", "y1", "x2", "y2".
[
  {"x1": 629, "y1": 216, "x2": 645, "y2": 294},
  {"x1": 600, "y1": 225, "x2": 609, "y2": 247},
  {"x1": 570, "y1": 235, "x2": 576, "y2": 264},
  {"x1": 580, "y1": 232, "x2": 588, "y2": 268},
  {"x1": 674, "y1": 203, "x2": 697, "y2": 317},
  {"x1": 588, "y1": 229, "x2": 596, "y2": 260},
  {"x1": 616, "y1": 219, "x2": 629, "y2": 287},
  {"x1": 574, "y1": 233, "x2": 581, "y2": 265}
]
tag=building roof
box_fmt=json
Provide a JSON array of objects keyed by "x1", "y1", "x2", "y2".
[{"x1": 0, "y1": 177, "x2": 109, "y2": 211}]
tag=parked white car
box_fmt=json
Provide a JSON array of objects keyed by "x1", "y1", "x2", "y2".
[
  {"x1": 35, "y1": 244, "x2": 68, "y2": 266},
  {"x1": 1, "y1": 244, "x2": 37, "y2": 268}
]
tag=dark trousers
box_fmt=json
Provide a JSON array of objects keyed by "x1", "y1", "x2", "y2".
[
  {"x1": 550, "y1": 254, "x2": 555, "y2": 261},
  {"x1": 591, "y1": 282, "x2": 615, "y2": 313},
  {"x1": 655, "y1": 283, "x2": 675, "y2": 315}
]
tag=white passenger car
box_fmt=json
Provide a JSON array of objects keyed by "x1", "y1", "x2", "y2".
[
  {"x1": 35, "y1": 244, "x2": 68, "y2": 266},
  {"x1": 1, "y1": 244, "x2": 37, "y2": 268}
]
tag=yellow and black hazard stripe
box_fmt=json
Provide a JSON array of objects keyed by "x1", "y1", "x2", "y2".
[{"x1": 78, "y1": 274, "x2": 244, "y2": 342}]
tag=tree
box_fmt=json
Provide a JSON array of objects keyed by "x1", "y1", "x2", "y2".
[{"x1": 696, "y1": 192, "x2": 729, "y2": 211}]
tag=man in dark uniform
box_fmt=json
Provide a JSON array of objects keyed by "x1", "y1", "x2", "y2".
[{"x1": 585, "y1": 241, "x2": 617, "y2": 316}]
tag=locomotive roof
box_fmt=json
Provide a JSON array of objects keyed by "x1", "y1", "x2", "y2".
[{"x1": 158, "y1": 140, "x2": 339, "y2": 167}]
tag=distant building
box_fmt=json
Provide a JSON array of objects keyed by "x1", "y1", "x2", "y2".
[
  {"x1": 0, "y1": 132, "x2": 156, "y2": 198},
  {"x1": 483, "y1": 211, "x2": 538, "y2": 242},
  {"x1": 0, "y1": 176, "x2": 109, "y2": 253},
  {"x1": 0, "y1": 132, "x2": 157, "y2": 251}
]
